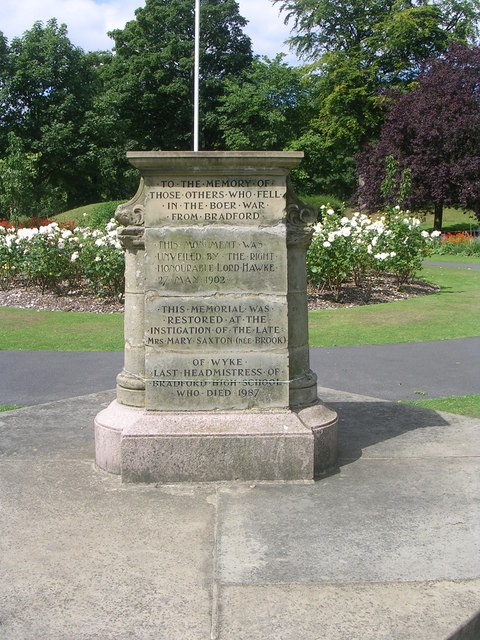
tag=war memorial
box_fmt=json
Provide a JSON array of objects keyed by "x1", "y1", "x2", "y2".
[{"x1": 94, "y1": 151, "x2": 337, "y2": 482}]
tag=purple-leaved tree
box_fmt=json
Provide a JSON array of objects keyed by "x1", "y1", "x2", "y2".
[{"x1": 355, "y1": 44, "x2": 480, "y2": 230}]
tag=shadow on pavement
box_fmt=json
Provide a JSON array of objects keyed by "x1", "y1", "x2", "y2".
[{"x1": 326, "y1": 400, "x2": 450, "y2": 465}]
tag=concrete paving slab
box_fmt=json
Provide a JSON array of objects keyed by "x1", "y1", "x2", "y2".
[
  {"x1": 0, "y1": 391, "x2": 114, "y2": 459},
  {"x1": 314, "y1": 387, "x2": 480, "y2": 461},
  {"x1": 218, "y1": 581, "x2": 480, "y2": 640},
  {"x1": 216, "y1": 456, "x2": 480, "y2": 584},
  {"x1": 1, "y1": 388, "x2": 479, "y2": 639},
  {"x1": 0, "y1": 458, "x2": 215, "y2": 640}
]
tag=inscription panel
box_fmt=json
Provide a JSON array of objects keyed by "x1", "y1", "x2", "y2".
[
  {"x1": 145, "y1": 352, "x2": 289, "y2": 411},
  {"x1": 144, "y1": 175, "x2": 285, "y2": 227},
  {"x1": 145, "y1": 295, "x2": 288, "y2": 351},
  {"x1": 145, "y1": 227, "x2": 287, "y2": 295}
]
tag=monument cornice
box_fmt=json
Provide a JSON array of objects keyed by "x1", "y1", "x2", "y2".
[{"x1": 126, "y1": 150, "x2": 304, "y2": 174}]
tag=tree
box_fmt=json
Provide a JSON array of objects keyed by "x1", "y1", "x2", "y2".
[
  {"x1": 272, "y1": 0, "x2": 480, "y2": 198},
  {"x1": 0, "y1": 20, "x2": 102, "y2": 214},
  {"x1": 103, "y1": 0, "x2": 253, "y2": 151},
  {"x1": 216, "y1": 55, "x2": 315, "y2": 150},
  {"x1": 355, "y1": 45, "x2": 480, "y2": 229},
  {"x1": 0, "y1": 133, "x2": 40, "y2": 221}
]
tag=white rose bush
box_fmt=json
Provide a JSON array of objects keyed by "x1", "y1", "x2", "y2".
[
  {"x1": 0, "y1": 219, "x2": 125, "y2": 297},
  {"x1": 306, "y1": 206, "x2": 441, "y2": 301}
]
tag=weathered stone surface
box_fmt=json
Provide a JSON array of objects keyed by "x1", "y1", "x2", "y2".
[
  {"x1": 144, "y1": 295, "x2": 288, "y2": 352},
  {"x1": 144, "y1": 174, "x2": 286, "y2": 228},
  {"x1": 144, "y1": 226, "x2": 287, "y2": 295},
  {"x1": 144, "y1": 351, "x2": 289, "y2": 411},
  {"x1": 96, "y1": 152, "x2": 337, "y2": 481},
  {"x1": 95, "y1": 400, "x2": 315, "y2": 482}
]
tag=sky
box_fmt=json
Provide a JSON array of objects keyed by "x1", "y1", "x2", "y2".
[{"x1": 0, "y1": 0, "x2": 301, "y2": 65}]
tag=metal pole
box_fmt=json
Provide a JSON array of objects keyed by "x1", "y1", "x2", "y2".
[{"x1": 194, "y1": 0, "x2": 200, "y2": 152}]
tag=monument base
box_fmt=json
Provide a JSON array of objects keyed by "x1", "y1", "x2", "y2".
[{"x1": 94, "y1": 400, "x2": 337, "y2": 483}]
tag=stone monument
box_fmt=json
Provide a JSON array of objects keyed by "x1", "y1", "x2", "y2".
[{"x1": 94, "y1": 151, "x2": 337, "y2": 482}]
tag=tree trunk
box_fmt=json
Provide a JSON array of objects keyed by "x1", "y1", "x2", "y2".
[{"x1": 433, "y1": 202, "x2": 443, "y2": 231}]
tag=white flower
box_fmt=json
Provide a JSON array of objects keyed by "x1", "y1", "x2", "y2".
[
  {"x1": 95, "y1": 256, "x2": 101, "y2": 262},
  {"x1": 326, "y1": 208, "x2": 335, "y2": 215},
  {"x1": 390, "y1": 251, "x2": 397, "y2": 258},
  {"x1": 70, "y1": 251, "x2": 79, "y2": 263},
  {"x1": 341, "y1": 216, "x2": 349, "y2": 224},
  {"x1": 367, "y1": 244, "x2": 373, "y2": 254},
  {"x1": 430, "y1": 230, "x2": 441, "y2": 238},
  {"x1": 421, "y1": 230, "x2": 429, "y2": 238},
  {"x1": 323, "y1": 241, "x2": 331, "y2": 248},
  {"x1": 95, "y1": 238, "x2": 104, "y2": 247},
  {"x1": 341, "y1": 226, "x2": 351, "y2": 237},
  {"x1": 328, "y1": 232, "x2": 336, "y2": 243},
  {"x1": 17, "y1": 227, "x2": 38, "y2": 240}
]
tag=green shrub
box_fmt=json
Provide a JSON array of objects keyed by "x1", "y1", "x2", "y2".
[
  {"x1": 89, "y1": 201, "x2": 125, "y2": 229},
  {"x1": 306, "y1": 210, "x2": 440, "y2": 297},
  {"x1": 432, "y1": 232, "x2": 480, "y2": 256}
]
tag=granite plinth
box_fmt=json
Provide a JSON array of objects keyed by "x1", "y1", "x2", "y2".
[{"x1": 95, "y1": 400, "x2": 337, "y2": 483}]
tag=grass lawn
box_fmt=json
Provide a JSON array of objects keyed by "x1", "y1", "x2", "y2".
[
  {"x1": 0, "y1": 307, "x2": 124, "y2": 351},
  {"x1": 54, "y1": 202, "x2": 99, "y2": 226},
  {"x1": 426, "y1": 255, "x2": 480, "y2": 264},
  {"x1": 1, "y1": 265, "x2": 479, "y2": 351},
  {"x1": 0, "y1": 404, "x2": 21, "y2": 412},
  {"x1": 402, "y1": 394, "x2": 480, "y2": 419},
  {"x1": 308, "y1": 265, "x2": 480, "y2": 347},
  {"x1": 420, "y1": 207, "x2": 478, "y2": 233}
]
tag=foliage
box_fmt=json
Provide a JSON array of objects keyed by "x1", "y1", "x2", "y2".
[
  {"x1": 0, "y1": 219, "x2": 125, "y2": 297},
  {"x1": 306, "y1": 208, "x2": 440, "y2": 299},
  {"x1": 300, "y1": 193, "x2": 344, "y2": 216},
  {"x1": 103, "y1": 0, "x2": 253, "y2": 151},
  {"x1": 274, "y1": 0, "x2": 480, "y2": 198},
  {"x1": 217, "y1": 55, "x2": 314, "y2": 150},
  {"x1": 356, "y1": 44, "x2": 480, "y2": 230},
  {"x1": 274, "y1": 0, "x2": 480, "y2": 70},
  {"x1": 0, "y1": 20, "x2": 102, "y2": 215},
  {"x1": 89, "y1": 201, "x2": 125, "y2": 229},
  {"x1": 432, "y1": 231, "x2": 480, "y2": 255},
  {"x1": 0, "y1": 133, "x2": 40, "y2": 222}
]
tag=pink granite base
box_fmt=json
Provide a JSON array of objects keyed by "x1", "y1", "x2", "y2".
[{"x1": 94, "y1": 401, "x2": 337, "y2": 483}]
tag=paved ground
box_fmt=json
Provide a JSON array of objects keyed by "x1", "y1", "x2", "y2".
[
  {"x1": 423, "y1": 261, "x2": 480, "y2": 270},
  {"x1": 1, "y1": 335, "x2": 479, "y2": 638},
  {"x1": 1, "y1": 337, "x2": 479, "y2": 406},
  {"x1": 1, "y1": 385, "x2": 479, "y2": 639},
  {"x1": 312, "y1": 337, "x2": 480, "y2": 401}
]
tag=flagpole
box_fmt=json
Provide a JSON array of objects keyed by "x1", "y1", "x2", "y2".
[{"x1": 194, "y1": 0, "x2": 200, "y2": 152}]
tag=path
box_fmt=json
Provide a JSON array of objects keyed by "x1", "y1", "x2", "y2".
[{"x1": 1, "y1": 337, "x2": 479, "y2": 406}]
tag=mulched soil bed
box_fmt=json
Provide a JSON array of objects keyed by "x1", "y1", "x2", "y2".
[
  {"x1": 0, "y1": 284, "x2": 124, "y2": 314},
  {"x1": 308, "y1": 274, "x2": 440, "y2": 310},
  {"x1": 0, "y1": 274, "x2": 439, "y2": 314}
]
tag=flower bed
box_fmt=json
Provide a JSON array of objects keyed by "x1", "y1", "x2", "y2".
[
  {"x1": 306, "y1": 208, "x2": 441, "y2": 301},
  {"x1": 0, "y1": 219, "x2": 124, "y2": 298},
  {"x1": 432, "y1": 231, "x2": 480, "y2": 256}
]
